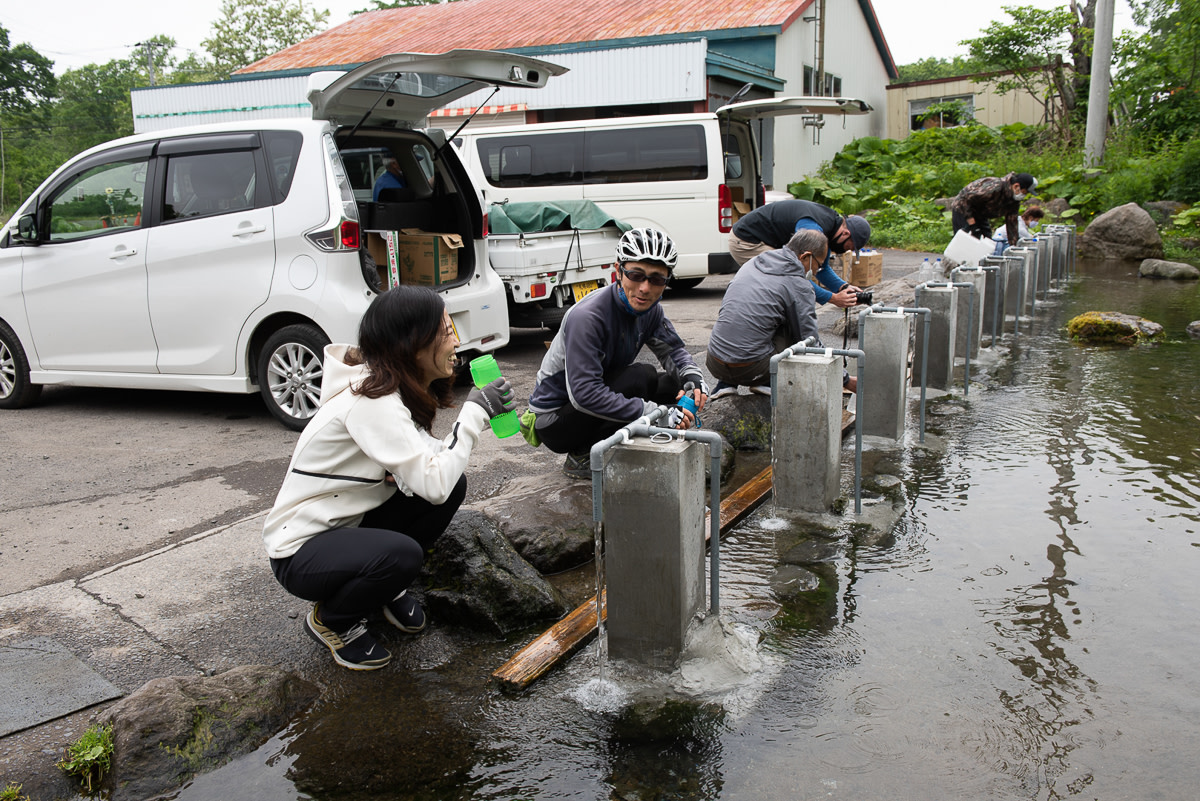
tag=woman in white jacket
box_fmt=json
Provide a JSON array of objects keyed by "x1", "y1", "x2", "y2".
[{"x1": 263, "y1": 286, "x2": 514, "y2": 670}]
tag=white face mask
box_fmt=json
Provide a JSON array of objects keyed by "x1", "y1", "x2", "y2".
[{"x1": 1013, "y1": 191, "x2": 1025, "y2": 201}]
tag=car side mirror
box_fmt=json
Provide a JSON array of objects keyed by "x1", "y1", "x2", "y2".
[{"x1": 15, "y1": 214, "x2": 39, "y2": 244}]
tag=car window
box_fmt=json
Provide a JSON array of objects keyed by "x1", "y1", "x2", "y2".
[
  {"x1": 163, "y1": 150, "x2": 257, "y2": 222},
  {"x1": 262, "y1": 130, "x2": 303, "y2": 202},
  {"x1": 46, "y1": 158, "x2": 149, "y2": 242}
]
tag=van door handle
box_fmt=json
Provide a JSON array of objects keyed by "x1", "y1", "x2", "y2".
[
  {"x1": 108, "y1": 249, "x2": 137, "y2": 259},
  {"x1": 233, "y1": 224, "x2": 267, "y2": 236}
]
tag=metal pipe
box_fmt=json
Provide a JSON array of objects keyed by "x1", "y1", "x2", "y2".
[{"x1": 770, "y1": 342, "x2": 866, "y2": 513}]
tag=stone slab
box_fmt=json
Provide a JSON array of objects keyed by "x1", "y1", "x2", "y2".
[{"x1": 0, "y1": 636, "x2": 122, "y2": 736}]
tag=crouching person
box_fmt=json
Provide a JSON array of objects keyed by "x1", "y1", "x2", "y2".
[
  {"x1": 526, "y1": 227, "x2": 709, "y2": 479},
  {"x1": 262, "y1": 286, "x2": 515, "y2": 670}
]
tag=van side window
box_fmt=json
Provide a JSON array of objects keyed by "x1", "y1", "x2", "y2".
[
  {"x1": 585, "y1": 125, "x2": 707, "y2": 184},
  {"x1": 45, "y1": 158, "x2": 149, "y2": 242},
  {"x1": 163, "y1": 151, "x2": 256, "y2": 222},
  {"x1": 476, "y1": 132, "x2": 581, "y2": 188},
  {"x1": 262, "y1": 130, "x2": 304, "y2": 202}
]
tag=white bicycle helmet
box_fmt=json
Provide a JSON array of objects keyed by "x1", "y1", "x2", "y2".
[{"x1": 616, "y1": 227, "x2": 678, "y2": 272}]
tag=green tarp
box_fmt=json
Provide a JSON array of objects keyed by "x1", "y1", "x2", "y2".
[{"x1": 488, "y1": 200, "x2": 631, "y2": 235}]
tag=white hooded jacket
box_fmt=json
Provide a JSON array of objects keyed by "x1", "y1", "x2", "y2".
[{"x1": 262, "y1": 344, "x2": 489, "y2": 559}]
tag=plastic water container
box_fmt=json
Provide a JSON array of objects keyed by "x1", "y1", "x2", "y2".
[{"x1": 468, "y1": 355, "x2": 520, "y2": 438}]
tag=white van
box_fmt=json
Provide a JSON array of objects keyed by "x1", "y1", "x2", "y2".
[
  {"x1": 455, "y1": 97, "x2": 871, "y2": 289},
  {"x1": 0, "y1": 50, "x2": 564, "y2": 429}
]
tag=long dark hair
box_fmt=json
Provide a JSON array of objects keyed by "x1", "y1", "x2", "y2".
[{"x1": 350, "y1": 286, "x2": 454, "y2": 430}]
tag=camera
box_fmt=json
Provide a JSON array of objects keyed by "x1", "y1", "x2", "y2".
[{"x1": 854, "y1": 289, "x2": 874, "y2": 306}]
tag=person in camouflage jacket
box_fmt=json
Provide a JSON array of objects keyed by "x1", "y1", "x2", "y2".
[{"x1": 950, "y1": 172, "x2": 1037, "y2": 245}]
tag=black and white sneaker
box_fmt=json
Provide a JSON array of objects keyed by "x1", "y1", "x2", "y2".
[
  {"x1": 383, "y1": 590, "x2": 426, "y2": 634},
  {"x1": 562, "y1": 451, "x2": 591, "y2": 480},
  {"x1": 709, "y1": 381, "x2": 738, "y2": 401},
  {"x1": 305, "y1": 605, "x2": 391, "y2": 671}
]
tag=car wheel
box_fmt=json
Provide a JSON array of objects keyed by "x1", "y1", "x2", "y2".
[
  {"x1": 668, "y1": 277, "x2": 704, "y2": 291},
  {"x1": 257, "y1": 324, "x2": 330, "y2": 431},
  {"x1": 0, "y1": 321, "x2": 43, "y2": 410}
]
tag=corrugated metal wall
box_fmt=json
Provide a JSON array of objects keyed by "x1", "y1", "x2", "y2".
[
  {"x1": 442, "y1": 41, "x2": 709, "y2": 113},
  {"x1": 133, "y1": 76, "x2": 315, "y2": 133}
]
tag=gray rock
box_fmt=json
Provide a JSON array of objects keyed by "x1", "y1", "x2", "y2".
[
  {"x1": 1141, "y1": 200, "x2": 1187, "y2": 225},
  {"x1": 421, "y1": 509, "x2": 569, "y2": 636},
  {"x1": 97, "y1": 665, "x2": 318, "y2": 801},
  {"x1": 1066, "y1": 311, "x2": 1165, "y2": 344},
  {"x1": 704, "y1": 394, "x2": 772, "y2": 451},
  {"x1": 465, "y1": 475, "x2": 594, "y2": 573},
  {"x1": 1139, "y1": 258, "x2": 1200, "y2": 279},
  {"x1": 1078, "y1": 203, "x2": 1164, "y2": 261},
  {"x1": 1045, "y1": 197, "x2": 1072, "y2": 217},
  {"x1": 1188, "y1": 321, "x2": 1200, "y2": 339}
]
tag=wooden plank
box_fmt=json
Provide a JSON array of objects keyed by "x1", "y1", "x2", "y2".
[{"x1": 492, "y1": 464, "x2": 775, "y2": 690}]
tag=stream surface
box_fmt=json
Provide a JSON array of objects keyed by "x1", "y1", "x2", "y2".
[{"x1": 175, "y1": 258, "x2": 1200, "y2": 801}]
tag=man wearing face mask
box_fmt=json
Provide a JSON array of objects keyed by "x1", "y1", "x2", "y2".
[
  {"x1": 950, "y1": 172, "x2": 1038, "y2": 246},
  {"x1": 526, "y1": 227, "x2": 709, "y2": 479}
]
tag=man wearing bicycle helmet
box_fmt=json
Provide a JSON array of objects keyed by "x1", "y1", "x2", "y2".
[{"x1": 526, "y1": 227, "x2": 709, "y2": 479}]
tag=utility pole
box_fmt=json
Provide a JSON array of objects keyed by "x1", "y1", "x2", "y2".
[
  {"x1": 134, "y1": 41, "x2": 168, "y2": 86},
  {"x1": 1084, "y1": 0, "x2": 1115, "y2": 166}
]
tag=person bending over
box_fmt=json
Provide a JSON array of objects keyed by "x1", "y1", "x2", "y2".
[
  {"x1": 262, "y1": 286, "x2": 515, "y2": 670},
  {"x1": 950, "y1": 171, "x2": 1037, "y2": 246},
  {"x1": 526, "y1": 227, "x2": 709, "y2": 479},
  {"x1": 728, "y1": 198, "x2": 871, "y2": 308},
  {"x1": 708, "y1": 229, "x2": 855, "y2": 398}
]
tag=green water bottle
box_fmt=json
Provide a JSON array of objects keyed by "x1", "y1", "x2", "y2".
[{"x1": 468, "y1": 354, "x2": 520, "y2": 438}]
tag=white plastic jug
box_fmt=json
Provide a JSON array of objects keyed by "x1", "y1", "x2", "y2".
[{"x1": 944, "y1": 229, "x2": 995, "y2": 266}]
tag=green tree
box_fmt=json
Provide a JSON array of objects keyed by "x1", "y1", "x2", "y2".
[
  {"x1": 203, "y1": 0, "x2": 330, "y2": 79},
  {"x1": 961, "y1": 3, "x2": 1094, "y2": 143},
  {"x1": 894, "y1": 55, "x2": 987, "y2": 83},
  {"x1": 1112, "y1": 0, "x2": 1200, "y2": 138},
  {"x1": 0, "y1": 27, "x2": 55, "y2": 115}
]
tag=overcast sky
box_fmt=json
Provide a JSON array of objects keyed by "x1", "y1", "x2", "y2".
[{"x1": 2, "y1": 0, "x2": 1138, "y2": 77}]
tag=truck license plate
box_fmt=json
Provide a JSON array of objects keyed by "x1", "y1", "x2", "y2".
[{"x1": 572, "y1": 281, "x2": 600, "y2": 302}]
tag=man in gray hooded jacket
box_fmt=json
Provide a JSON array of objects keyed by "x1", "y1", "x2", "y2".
[{"x1": 706, "y1": 228, "x2": 830, "y2": 398}]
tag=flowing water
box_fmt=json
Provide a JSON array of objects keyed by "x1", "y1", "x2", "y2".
[{"x1": 175, "y1": 259, "x2": 1200, "y2": 800}]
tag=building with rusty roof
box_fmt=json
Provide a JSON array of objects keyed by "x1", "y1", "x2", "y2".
[{"x1": 233, "y1": 0, "x2": 898, "y2": 189}]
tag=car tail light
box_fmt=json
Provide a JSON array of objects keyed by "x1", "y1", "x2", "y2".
[
  {"x1": 529, "y1": 282, "x2": 547, "y2": 299},
  {"x1": 340, "y1": 220, "x2": 360, "y2": 249},
  {"x1": 482, "y1": 212, "x2": 489, "y2": 238},
  {"x1": 756, "y1": 181, "x2": 766, "y2": 207},
  {"x1": 718, "y1": 184, "x2": 733, "y2": 233},
  {"x1": 305, "y1": 218, "x2": 360, "y2": 251}
]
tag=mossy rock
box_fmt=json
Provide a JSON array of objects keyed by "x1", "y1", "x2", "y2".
[{"x1": 1066, "y1": 311, "x2": 1165, "y2": 345}]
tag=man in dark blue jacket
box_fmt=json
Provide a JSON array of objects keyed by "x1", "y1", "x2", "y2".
[
  {"x1": 729, "y1": 198, "x2": 870, "y2": 308},
  {"x1": 527, "y1": 228, "x2": 708, "y2": 479}
]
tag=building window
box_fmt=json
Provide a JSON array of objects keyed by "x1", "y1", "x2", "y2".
[
  {"x1": 908, "y1": 95, "x2": 975, "y2": 130},
  {"x1": 802, "y1": 66, "x2": 842, "y2": 97}
]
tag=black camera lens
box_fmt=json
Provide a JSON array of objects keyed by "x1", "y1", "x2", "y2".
[{"x1": 854, "y1": 289, "x2": 874, "y2": 305}]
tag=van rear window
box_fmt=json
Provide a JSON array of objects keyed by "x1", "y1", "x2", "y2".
[{"x1": 475, "y1": 124, "x2": 707, "y2": 188}]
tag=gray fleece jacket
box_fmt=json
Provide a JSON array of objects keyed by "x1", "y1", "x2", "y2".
[{"x1": 707, "y1": 247, "x2": 822, "y2": 364}]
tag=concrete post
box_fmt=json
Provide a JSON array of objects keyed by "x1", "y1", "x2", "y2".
[
  {"x1": 981, "y1": 257, "x2": 1007, "y2": 334},
  {"x1": 1036, "y1": 236, "x2": 1052, "y2": 295},
  {"x1": 603, "y1": 438, "x2": 707, "y2": 669},
  {"x1": 1008, "y1": 246, "x2": 1037, "y2": 316},
  {"x1": 1000, "y1": 255, "x2": 1026, "y2": 329},
  {"x1": 772, "y1": 354, "x2": 842, "y2": 512},
  {"x1": 950, "y1": 266, "x2": 985, "y2": 359},
  {"x1": 912, "y1": 285, "x2": 958, "y2": 389},
  {"x1": 860, "y1": 310, "x2": 912, "y2": 440}
]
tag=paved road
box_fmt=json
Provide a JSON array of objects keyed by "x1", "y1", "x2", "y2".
[{"x1": 0, "y1": 250, "x2": 929, "y2": 795}]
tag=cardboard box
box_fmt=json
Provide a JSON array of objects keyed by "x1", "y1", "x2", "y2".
[
  {"x1": 840, "y1": 250, "x2": 882, "y2": 287},
  {"x1": 384, "y1": 229, "x2": 461, "y2": 287}
]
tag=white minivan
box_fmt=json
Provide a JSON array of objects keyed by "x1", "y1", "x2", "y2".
[
  {"x1": 0, "y1": 50, "x2": 564, "y2": 429},
  {"x1": 455, "y1": 96, "x2": 871, "y2": 289}
]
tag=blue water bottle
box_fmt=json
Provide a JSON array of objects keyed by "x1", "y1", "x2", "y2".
[{"x1": 676, "y1": 393, "x2": 701, "y2": 428}]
